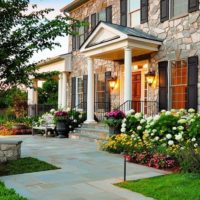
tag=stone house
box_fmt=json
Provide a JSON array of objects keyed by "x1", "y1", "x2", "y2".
[{"x1": 28, "y1": 0, "x2": 200, "y2": 123}]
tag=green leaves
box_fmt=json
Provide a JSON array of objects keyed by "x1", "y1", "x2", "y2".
[{"x1": 0, "y1": 0, "x2": 84, "y2": 89}]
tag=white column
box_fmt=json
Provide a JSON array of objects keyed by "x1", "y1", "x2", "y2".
[
  {"x1": 62, "y1": 72, "x2": 67, "y2": 109},
  {"x1": 85, "y1": 57, "x2": 96, "y2": 124},
  {"x1": 124, "y1": 47, "x2": 132, "y2": 111},
  {"x1": 58, "y1": 74, "x2": 62, "y2": 109},
  {"x1": 28, "y1": 79, "x2": 38, "y2": 116}
]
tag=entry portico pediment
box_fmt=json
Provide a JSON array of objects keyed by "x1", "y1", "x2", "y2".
[{"x1": 80, "y1": 22, "x2": 163, "y2": 59}]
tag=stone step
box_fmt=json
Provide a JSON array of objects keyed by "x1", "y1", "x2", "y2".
[
  {"x1": 81, "y1": 123, "x2": 109, "y2": 130},
  {"x1": 69, "y1": 132, "x2": 108, "y2": 141}
]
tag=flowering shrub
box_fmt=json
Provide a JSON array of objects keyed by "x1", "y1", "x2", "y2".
[
  {"x1": 121, "y1": 110, "x2": 146, "y2": 138},
  {"x1": 104, "y1": 110, "x2": 125, "y2": 128},
  {"x1": 0, "y1": 126, "x2": 14, "y2": 135},
  {"x1": 101, "y1": 108, "x2": 200, "y2": 172}
]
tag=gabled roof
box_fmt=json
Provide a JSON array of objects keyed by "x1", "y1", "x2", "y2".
[
  {"x1": 104, "y1": 22, "x2": 163, "y2": 43},
  {"x1": 80, "y1": 21, "x2": 163, "y2": 51},
  {"x1": 60, "y1": 0, "x2": 90, "y2": 13}
]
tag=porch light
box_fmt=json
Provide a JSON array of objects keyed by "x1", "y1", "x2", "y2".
[
  {"x1": 108, "y1": 76, "x2": 117, "y2": 90},
  {"x1": 145, "y1": 69, "x2": 156, "y2": 86},
  {"x1": 133, "y1": 65, "x2": 138, "y2": 71}
]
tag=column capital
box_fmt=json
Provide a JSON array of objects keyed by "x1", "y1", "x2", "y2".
[{"x1": 124, "y1": 46, "x2": 132, "y2": 51}]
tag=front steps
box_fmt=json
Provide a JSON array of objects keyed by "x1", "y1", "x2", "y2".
[{"x1": 69, "y1": 123, "x2": 109, "y2": 141}]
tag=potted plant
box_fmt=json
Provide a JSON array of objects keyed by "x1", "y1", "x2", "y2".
[
  {"x1": 104, "y1": 110, "x2": 125, "y2": 136},
  {"x1": 54, "y1": 111, "x2": 69, "y2": 138}
]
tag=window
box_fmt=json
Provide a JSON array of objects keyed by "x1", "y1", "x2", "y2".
[
  {"x1": 129, "y1": 0, "x2": 140, "y2": 27},
  {"x1": 120, "y1": 0, "x2": 127, "y2": 26},
  {"x1": 91, "y1": 13, "x2": 97, "y2": 30},
  {"x1": 84, "y1": 17, "x2": 89, "y2": 40},
  {"x1": 96, "y1": 74, "x2": 105, "y2": 110},
  {"x1": 170, "y1": 0, "x2": 188, "y2": 18},
  {"x1": 78, "y1": 26, "x2": 84, "y2": 48},
  {"x1": 170, "y1": 60, "x2": 188, "y2": 109},
  {"x1": 76, "y1": 77, "x2": 83, "y2": 108},
  {"x1": 98, "y1": 9, "x2": 106, "y2": 22}
]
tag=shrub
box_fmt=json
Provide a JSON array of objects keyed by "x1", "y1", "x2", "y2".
[{"x1": 175, "y1": 147, "x2": 200, "y2": 174}]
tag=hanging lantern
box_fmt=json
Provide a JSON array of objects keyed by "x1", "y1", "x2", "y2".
[
  {"x1": 145, "y1": 69, "x2": 156, "y2": 86},
  {"x1": 108, "y1": 76, "x2": 117, "y2": 90}
]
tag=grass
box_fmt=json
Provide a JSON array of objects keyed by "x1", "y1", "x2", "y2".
[
  {"x1": 0, "y1": 157, "x2": 60, "y2": 176},
  {"x1": 0, "y1": 181, "x2": 28, "y2": 200},
  {"x1": 116, "y1": 173, "x2": 200, "y2": 200}
]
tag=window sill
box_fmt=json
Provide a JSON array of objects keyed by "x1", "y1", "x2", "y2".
[{"x1": 169, "y1": 13, "x2": 188, "y2": 21}]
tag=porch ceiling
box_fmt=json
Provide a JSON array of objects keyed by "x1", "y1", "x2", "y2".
[{"x1": 80, "y1": 22, "x2": 163, "y2": 60}]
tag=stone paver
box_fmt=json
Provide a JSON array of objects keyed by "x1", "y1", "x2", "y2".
[{"x1": 0, "y1": 136, "x2": 166, "y2": 200}]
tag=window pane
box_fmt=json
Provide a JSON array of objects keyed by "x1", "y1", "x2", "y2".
[
  {"x1": 98, "y1": 10, "x2": 106, "y2": 22},
  {"x1": 173, "y1": 0, "x2": 188, "y2": 17},
  {"x1": 130, "y1": 0, "x2": 140, "y2": 11},
  {"x1": 130, "y1": 10, "x2": 140, "y2": 27}
]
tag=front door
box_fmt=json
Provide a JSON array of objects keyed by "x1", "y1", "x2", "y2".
[{"x1": 132, "y1": 72, "x2": 141, "y2": 112}]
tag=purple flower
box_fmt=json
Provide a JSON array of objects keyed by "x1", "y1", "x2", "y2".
[{"x1": 105, "y1": 110, "x2": 125, "y2": 119}]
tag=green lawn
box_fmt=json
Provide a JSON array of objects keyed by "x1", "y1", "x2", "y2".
[
  {"x1": 116, "y1": 173, "x2": 200, "y2": 200},
  {"x1": 0, "y1": 181, "x2": 27, "y2": 200},
  {"x1": 0, "y1": 157, "x2": 60, "y2": 176}
]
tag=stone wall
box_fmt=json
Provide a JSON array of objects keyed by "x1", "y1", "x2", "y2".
[
  {"x1": 67, "y1": 0, "x2": 200, "y2": 110},
  {"x1": 0, "y1": 141, "x2": 22, "y2": 163}
]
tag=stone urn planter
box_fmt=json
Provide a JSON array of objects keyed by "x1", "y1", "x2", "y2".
[
  {"x1": 56, "y1": 120, "x2": 69, "y2": 138},
  {"x1": 109, "y1": 126, "x2": 121, "y2": 136}
]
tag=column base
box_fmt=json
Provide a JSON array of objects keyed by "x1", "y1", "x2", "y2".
[{"x1": 84, "y1": 120, "x2": 97, "y2": 124}]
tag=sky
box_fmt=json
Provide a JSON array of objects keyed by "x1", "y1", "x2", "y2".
[{"x1": 30, "y1": 0, "x2": 72, "y2": 62}]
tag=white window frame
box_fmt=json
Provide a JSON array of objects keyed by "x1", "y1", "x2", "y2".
[
  {"x1": 128, "y1": 0, "x2": 141, "y2": 27},
  {"x1": 168, "y1": 59, "x2": 188, "y2": 110}
]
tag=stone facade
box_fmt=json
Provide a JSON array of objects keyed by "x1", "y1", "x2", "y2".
[
  {"x1": 66, "y1": 0, "x2": 200, "y2": 111},
  {"x1": 0, "y1": 141, "x2": 22, "y2": 163}
]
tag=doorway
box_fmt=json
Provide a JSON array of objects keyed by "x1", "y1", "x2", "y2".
[{"x1": 132, "y1": 72, "x2": 141, "y2": 112}]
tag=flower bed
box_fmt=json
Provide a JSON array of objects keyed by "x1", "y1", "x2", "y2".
[{"x1": 101, "y1": 109, "x2": 200, "y2": 173}]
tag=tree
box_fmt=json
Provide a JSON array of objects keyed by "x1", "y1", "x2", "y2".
[
  {"x1": 0, "y1": 0, "x2": 84, "y2": 90},
  {"x1": 38, "y1": 79, "x2": 58, "y2": 105}
]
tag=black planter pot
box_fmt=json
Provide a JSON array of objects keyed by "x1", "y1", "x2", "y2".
[
  {"x1": 56, "y1": 120, "x2": 69, "y2": 138},
  {"x1": 109, "y1": 126, "x2": 121, "y2": 136}
]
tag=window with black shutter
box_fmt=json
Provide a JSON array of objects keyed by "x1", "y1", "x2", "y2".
[
  {"x1": 71, "y1": 77, "x2": 76, "y2": 108},
  {"x1": 187, "y1": 56, "x2": 198, "y2": 110},
  {"x1": 83, "y1": 75, "x2": 88, "y2": 112},
  {"x1": 141, "y1": 0, "x2": 148, "y2": 24},
  {"x1": 84, "y1": 17, "x2": 89, "y2": 40},
  {"x1": 91, "y1": 13, "x2": 97, "y2": 30},
  {"x1": 160, "y1": 0, "x2": 169, "y2": 22},
  {"x1": 106, "y1": 6, "x2": 112, "y2": 23},
  {"x1": 188, "y1": 0, "x2": 199, "y2": 13},
  {"x1": 120, "y1": 0, "x2": 127, "y2": 26},
  {"x1": 105, "y1": 71, "x2": 111, "y2": 112},
  {"x1": 158, "y1": 61, "x2": 168, "y2": 110}
]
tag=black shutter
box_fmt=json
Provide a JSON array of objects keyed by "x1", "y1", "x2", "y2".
[
  {"x1": 106, "y1": 6, "x2": 112, "y2": 23},
  {"x1": 83, "y1": 75, "x2": 88, "y2": 112},
  {"x1": 120, "y1": 0, "x2": 127, "y2": 26},
  {"x1": 91, "y1": 13, "x2": 97, "y2": 30},
  {"x1": 105, "y1": 71, "x2": 111, "y2": 112},
  {"x1": 158, "y1": 61, "x2": 168, "y2": 111},
  {"x1": 71, "y1": 77, "x2": 76, "y2": 108},
  {"x1": 160, "y1": 0, "x2": 169, "y2": 23},
  {"x1": 187, "y1": 56, "x2": 198, "y2": 110},
  {"x1": 84, "y1": 17, "x2": 89, "y2": 40},
  {"x1": 188, "y1": 0, "x2": 199, "y2": 13},
  {"x1": 141, "y1": 0, "x2": 148, "y2": 24}
]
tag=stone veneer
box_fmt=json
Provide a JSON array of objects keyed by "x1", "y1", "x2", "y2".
[
  {"x1": 67, "y1": 0, "x2": 200, "y2": 111},
  {"x1": 0, "y1": 140, "x2": 22, "y2": 163}
]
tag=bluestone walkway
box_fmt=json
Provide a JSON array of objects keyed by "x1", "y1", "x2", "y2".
[{"x1": 0, "y1": 135, "x2": 166, "y2": 200}]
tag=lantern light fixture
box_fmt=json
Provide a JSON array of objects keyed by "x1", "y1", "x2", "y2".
[
  {"x1": 145, "y1": 68, "x2": 156, "y2": 86},
  {"x1": 108, "y1": 76, "x2": 117, "y2": 90}
]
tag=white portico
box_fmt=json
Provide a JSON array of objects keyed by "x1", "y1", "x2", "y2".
[
  {"x1": 28, "y1": 53, "x2": 72, "y2": 116},
  {"x1": 80, "y1": 22, "x2": 162, "y2": 123}
]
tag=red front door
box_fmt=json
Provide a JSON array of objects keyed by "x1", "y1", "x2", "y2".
[{"x1": 132, "y1": 72, "x2": 141, "y2": 112}]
